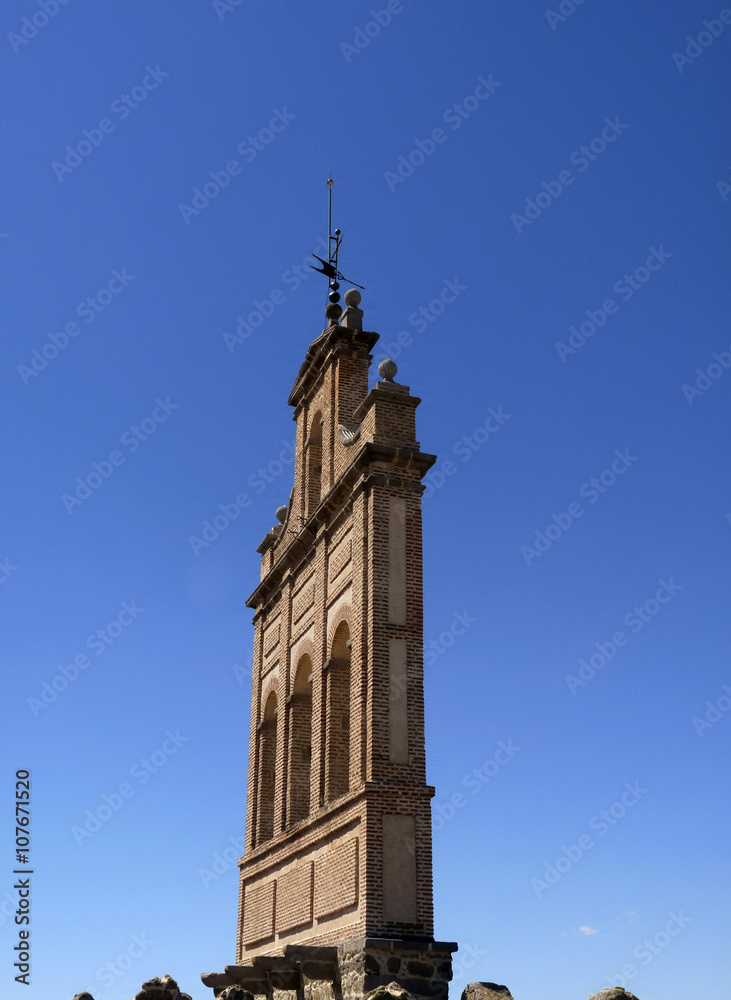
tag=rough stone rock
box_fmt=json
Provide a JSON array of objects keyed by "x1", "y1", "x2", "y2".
[
  {"x1": 134, "y1": 974, "x2": 193, "y2": 1000},
  {"x1": 365, "y1": 981, "x2": 416, "y2": 1000},
  {"x1": 461, "y1": 983, "x2": 514, "y2": 1000},
  {"x1": 587, "y1": 991, "x2": 640, "y2": 1000},
  {"x1": 217, "y1": 988, "x2": 255, "y2": 1000}
]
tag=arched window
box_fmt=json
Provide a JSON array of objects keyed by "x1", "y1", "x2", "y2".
[
  {"x1": 288, "y1": 655, "x2": 313, "y2": 825},
  {"x1": 306, "y1": 411, "x2": 323, "y2": 517},
  {"x1": 326, "y1": 622, "x2": 351, "y2": 801},
  {"x1": 257, "y1": 691, "x2": 278, "y2": 843}
]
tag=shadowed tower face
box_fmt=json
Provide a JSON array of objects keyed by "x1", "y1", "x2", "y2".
[{"x1": 232, "y1": 288, "x2": 449, "y2": 975}]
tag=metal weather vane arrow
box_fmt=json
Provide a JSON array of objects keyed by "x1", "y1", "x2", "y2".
[{"x1": 310, "y1": 179, "x2": 365, "y2": 302}]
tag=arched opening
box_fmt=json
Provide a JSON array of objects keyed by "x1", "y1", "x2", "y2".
[
  {"x1": 257, "y1": 691, "x2": 278, "y2": 843},
  {"x1": 326, "y1": 622, "x2": 351, "y2": 801},
  {"x1": 288, "y1": 655, "x2": 313, "y2": 824},
  {"x1": 306, "y1": 410, "x2": 323, "y2": 517}
]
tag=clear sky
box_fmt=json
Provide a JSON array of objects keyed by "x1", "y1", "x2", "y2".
[{"x1": 2, "y1": 2, "x2": 730, "y2": 999}]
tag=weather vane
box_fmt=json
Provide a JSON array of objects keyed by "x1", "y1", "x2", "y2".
[{"x1": 310, "y1": 178, "x2": 365, "y2": 315}]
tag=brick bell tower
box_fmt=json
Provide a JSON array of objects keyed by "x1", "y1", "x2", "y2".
[{"x1": 203, "y1": 271, "x2": 457, "y2": 999}]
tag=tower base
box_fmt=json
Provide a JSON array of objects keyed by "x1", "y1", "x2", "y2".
[{"x1": 202, "y1": 938, "x2": 458, "y2": 1000}]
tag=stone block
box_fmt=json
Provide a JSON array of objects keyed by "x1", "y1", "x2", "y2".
[
  {"x1": 338, "y1": 939, "x2": 453, "y2": 1000},
  {"x1": 461, "y1": 984, "x2": 513, "y2": 1000},
  {"x1": 303, "y1": 978, "x2": 337, "y2": 1000},
  {"x1": 406, "y1": 961, "x2": 434, "y2": 978},
  {"x1": 365, "y1": 954, "x2": 382, "y2": 974},
  {"x1": 218, "y1": 989, "x2": 255, "y2": 1000},
  {"x1": 134, "y1": 975, "x2": 192, "y2": 1000},
  {"x1": 587, "y1": 991, "x2": 640, "y2": 1000},
  {"x1": 364, "y1": 981, "x2": 415, "y2": 1000}
]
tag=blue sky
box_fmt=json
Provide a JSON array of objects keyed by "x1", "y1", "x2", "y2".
[{"x1": 2, "y1": 1, "x2": 730, "y2": 999}]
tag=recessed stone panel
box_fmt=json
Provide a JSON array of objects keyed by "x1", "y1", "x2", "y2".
[
  {"x1": 276, "y1": 860, "x2": 314, "y2": 933},
  {"x1": 263, "y1": 617, "x2": 281, "y2": 661},
  {"x1": 242, "y1": 879, "x2": 276, "y2": 945},
  {"x1": 293, "y1": 582, "x2": 316, "y2": 626},
  {"x1": 383, "y1": 815, "x2": 417, "y2": 922},
  {"x1": 314, "y1": 837, "x2": 359, "y2": 919},
  {"x1": 388, "y1": 498, "x2": 407, "y2": 625},
  {"x1": 389, "y1": 638, "x2": 409, "y2": 763},
  {"x1": 329, "y1": 535, "x2": 352, "y2": 584}
]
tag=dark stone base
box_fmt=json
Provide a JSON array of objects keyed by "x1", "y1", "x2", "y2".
[
  {"x1": 202, "y1": 939, "x2": 458, "y2": 1000},
  {"x1": 338, "y1": 938, "x2": 457, "y2": 1000}
]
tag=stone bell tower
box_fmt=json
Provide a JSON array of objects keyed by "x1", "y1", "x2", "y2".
[{"x1": 203, "y1": 285, "x2": 457, "y2": 1000}]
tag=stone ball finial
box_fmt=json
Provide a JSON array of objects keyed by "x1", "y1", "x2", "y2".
[
  {"x1": 325, "y1": 302, "x2": 342, "y2": 323},
  {"x1": 344, "y1": 288, "x2": 361, "y2": 307},
  {"x1": 378, "y1": 358, "x2": 398, "y2": 382},
  {"x1": 275, "y1": 505, "x2": 288, "y2": 524}
]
